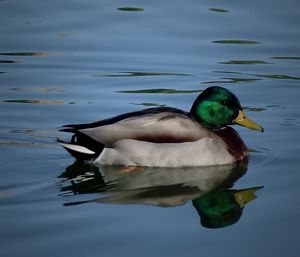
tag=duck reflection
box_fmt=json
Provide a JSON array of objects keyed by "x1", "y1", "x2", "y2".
[
  {"x1": 59, "y1": 161, "x2": 262, "y2": 228},
  {"x1": 193, "y1": 187, "x2": 262, "y2": 228}
]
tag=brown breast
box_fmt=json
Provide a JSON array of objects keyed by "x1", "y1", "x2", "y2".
[{"x1": 212, "y1": 127, "x2": 248, "y2": 161}]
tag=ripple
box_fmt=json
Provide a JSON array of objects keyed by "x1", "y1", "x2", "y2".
[
  {"x1": 94, "y1": 71, "x2": 193, "y2": 77},
  {"x1": 9, "y1": 129, "x2": 54, "y2": 138},
  {"x1": 255, "y1": 74, "x2": 300, "y2": 80},
  {"x1": 117, "y1": 88, "x2": 202, "y2": 94},
  {"x1": 2, "y1": 99, "x2": 64, "y2": 104},
  {"x1": 0, "y1": 52, "x2": 49, "y2": 57},
  {"x1": 266, "y1": 104, "x2": 287, "y2": 109},
  {"x1": 0, "y1": 179, "x2": 55, "y2": 200},
  {"x1": 243, "y1": 106, "x2": 266, "y2": 112},
  {"x1": 203, "y1": 77, "x2": 261, "y2": 84},
  {"x1": 131, "y1": 102, "x2": 166, "y2": 107},
  {"x1": 0, "y1": 60, "x2": 20, "y2": 64},
  {"x1": 249, "y1": 147, "x2": 276, "y2": 168},
  {"x1": 0, "y1": 139, "x2": 47, "y2": 148},
  {"x1": 212, "y1": 39, "x2": 260, "y2": 44},
  {"x1": 209, "y1": 8, "x2": 229, "y2": 13},
  {"x1": 280, "y1": 118, "x2": 300, "y2": 126},
  {"x1": 218, "y1": 60, "x2": 271, "y2": 65},
  {"x1": 9, "y1": 87, "x2": 65, "y2": 93},
  {"x1": 212, "y1": 70, "x2": 300, "y2": 81},
  {"x1": 214, "y1": 71, "x2": 242, "y2": 74},
  {"x1": 271, "y1": 56, "x2": 300, "y2": 60},
  {"x1": 117, "y1": 7, "x2": 144, "y2": 12},
  {"x1": 57, "y1": 32, "x2": 77, "y2": 38}
]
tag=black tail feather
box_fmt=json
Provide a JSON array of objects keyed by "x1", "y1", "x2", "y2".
[
  {"x1": 59, "y1": 128, "x2": 77, "y2": 133},
  {"x1": 57, "y1": 132, "x2": 104, "y2": 161}
]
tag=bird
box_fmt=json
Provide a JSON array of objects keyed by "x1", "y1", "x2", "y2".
[
  {"x1": 192, "y1": 187, "x2": 262, "y2": 228},
  {"x1": 58, "y1": 86, "x2": 263, "y2": 167}
]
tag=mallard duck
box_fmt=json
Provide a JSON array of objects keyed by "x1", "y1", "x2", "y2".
[
  {"x1": 59, "y1": 86, "x2": 263, "y2": 167},
  {"x1": 193, "y1": 187, "x2": 262, "y2": 228}
]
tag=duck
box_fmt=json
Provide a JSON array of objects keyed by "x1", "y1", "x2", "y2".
[
  {"x1": 192, "y1": 187, "x2": 262, "y2": 228},
  {"x1": 58, "y1": 86, "x2": 263, "y2": 167}
]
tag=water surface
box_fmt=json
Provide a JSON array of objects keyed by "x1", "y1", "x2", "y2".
[{"x1": 0, "y1": 0, "x2": 300, "y2": 256}]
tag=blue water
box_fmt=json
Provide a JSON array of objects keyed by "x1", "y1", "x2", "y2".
[{"x1": 0, "y1": 0, "x2": 300, "y2": 256}]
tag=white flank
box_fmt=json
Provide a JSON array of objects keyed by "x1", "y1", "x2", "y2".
[{"x1": 96, "y1": 138, "x2": 234, "y2": 167}]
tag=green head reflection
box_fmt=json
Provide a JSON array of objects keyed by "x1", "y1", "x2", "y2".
[{"x1": 192, "y1": 187, "x2": 262, "y2": 229}]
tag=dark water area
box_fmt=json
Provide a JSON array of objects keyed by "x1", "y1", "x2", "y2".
[{"x1": 0, "y1": 0, "x2": 300, "y2": 256}]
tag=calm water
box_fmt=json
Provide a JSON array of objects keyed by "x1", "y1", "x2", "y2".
[{"x1": 1, "y1": 0, "x2": 300, "y2": 256}]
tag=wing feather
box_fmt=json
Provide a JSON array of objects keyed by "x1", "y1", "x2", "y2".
[{"x1": 79, "y1": 110, "x2": 210, "y2": 145}]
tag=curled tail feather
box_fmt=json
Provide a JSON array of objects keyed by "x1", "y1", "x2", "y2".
[{"x1": 57, "y1": 132, "x2": 104, "y2": 161}]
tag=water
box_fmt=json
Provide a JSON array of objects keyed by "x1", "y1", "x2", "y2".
[{"x1": 0, "y1": 0, "x2": 300, "y2": 256}]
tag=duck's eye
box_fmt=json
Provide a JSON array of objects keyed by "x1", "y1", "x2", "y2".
[{"x1": 221, "y1": 100, "x2": 228, "y2": 105}]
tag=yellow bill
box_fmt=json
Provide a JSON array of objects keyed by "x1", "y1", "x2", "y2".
[
  {"x1": 234, "y1": 110, "x2": 264, "y2": 132},
  {"x1": 234, "y1": 187, "x2": 263, "y2": 208}
]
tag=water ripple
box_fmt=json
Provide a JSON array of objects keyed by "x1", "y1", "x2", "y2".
[
  {"x1": 117, "y1": 88, "x2": 202, "y2": 94},
  {"x1": 0, "y1": 52, "x2": 49, "y2": 57},
  {"x1": 212, "y1": 70, "x2": 300, "y2": 81},
  {"x1": 218, "y1": 60, "x2": 271, "y2": 65},
  {"x1": 9, "y1": 87, "x2": 65, "y2": 93},
  {"x1": 203, "y1": 77, "x2": 261, "y2": 84},
  {"x1": 271, "y1": 56, "x2": 300, "y2": 60},
  {"x1": 2, "y1": 99, "x2": 64, "y2": 104},
  {"x1": 249, "y1": 147, "x2": 276, "y2": 168},
  {"x1": 117, "y1": 7, "x2": 144, "y2": 12},
  {"x1": 131, "y1": 102, "x2": 166, "y2": 107},
  {"x1": 209, "y1": 8, "x2": 229, "y2": 13},
  {"x1": 212, "y1": 39, "x2": 260, "y2": 44},
  {"x1": 94, "y1": 71, "x2": 193, "y2": 77},
  {"x1": 0, "y1": 139, "x2": 47, "y2": 148},
  {"x1": 0, "y1": 60, "x2": 20, "y2": 64}
]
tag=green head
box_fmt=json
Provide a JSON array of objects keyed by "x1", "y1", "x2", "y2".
[
  {"x1": 190, "y1": 86, "x2": 264, "y2": 131},
  {"x1": 192, "y1": 190, "x2": 243, "y2": 229},
  {"x1": 192, "y1": 187, "x2": 262, "y2": 229}
]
